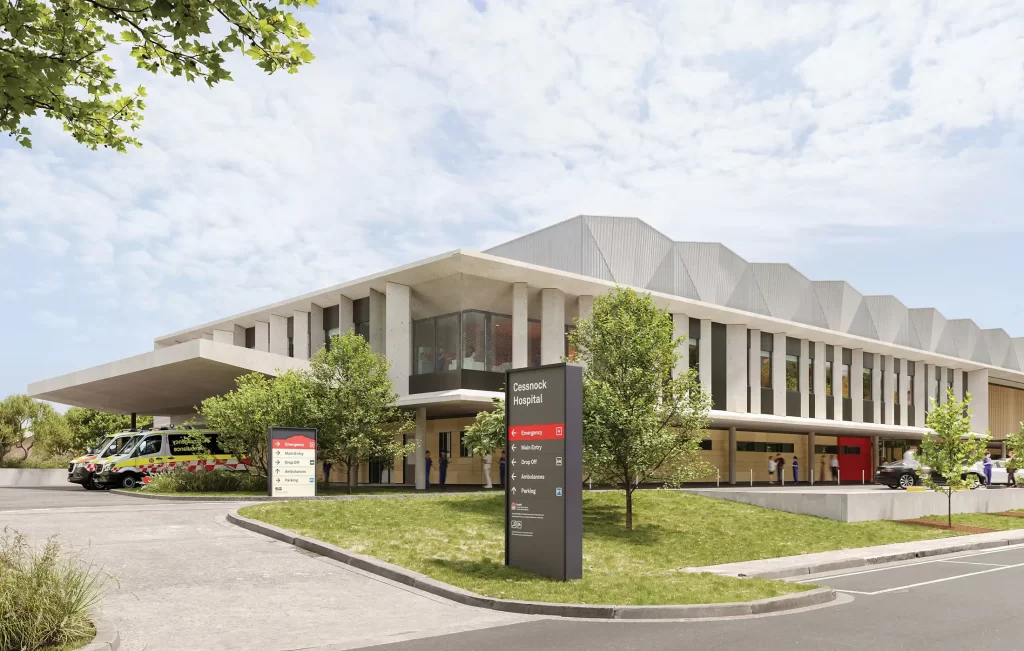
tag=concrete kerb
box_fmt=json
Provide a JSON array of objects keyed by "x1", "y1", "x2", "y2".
[
  {"x1": 226, "y1": 509, "x2": 835, "y2": 620},
  {"x1": 75, "y1": 617, "x2": 120, "y2": 651},
  {"x1": 111, "y1": 489, "x2": 494, "y2": 502}
]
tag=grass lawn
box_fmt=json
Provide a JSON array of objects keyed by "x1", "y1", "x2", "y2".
[
  {"x1": 920, "y1": 513, "x2": 1024, "y2": 531},
  {"x1": 240, "y1": 490, "x2": 961, "y2": 605}
]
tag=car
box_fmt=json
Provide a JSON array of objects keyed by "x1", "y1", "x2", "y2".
[
  {"x1": 874, "y1": 460, "x2": 923, "y2": 489},
  {"x1": 966, "y1": 459, "x2": 1011, "y2": 487}
]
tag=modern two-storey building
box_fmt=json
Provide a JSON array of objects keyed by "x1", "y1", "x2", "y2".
[{"x1": 29, "y1": 216, "x2": 1024, "y2": 487}]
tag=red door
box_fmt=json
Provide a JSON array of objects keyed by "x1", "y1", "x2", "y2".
[{"x1": 838, "y1": 437, "x2": 872, "y2": 483}]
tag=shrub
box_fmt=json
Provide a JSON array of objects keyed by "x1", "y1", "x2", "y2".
[
  {"x1": 146, "y1": 468, "x2": 266, "y2": 493},
  {"x1": 0, "y1": 455, "x2": 74, "y2": 470},
  {"x1": 0, "y1": 529, "x2": 105, "y2": 651}
]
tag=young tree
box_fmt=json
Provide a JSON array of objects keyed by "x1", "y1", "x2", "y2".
[
  {"x1": 1, "y1": 0, "x2": 316, "y2": 151},
  {"x1": 306, "y1": 333, "x2": 415, "y2": 493},
  {"x1": 462, "y1": 398, "x2": 506, "y2": 456},
  {"x1": 0, "y1": 395, "x2": 62, "y2": 462},
  {"x1": 62, "y1": 408, "x2": 153, "y2": 453},
  {"x1": 918, "y1": 389, "x2": 987, "y2": 529},
  {"x1": 1003, "y1": 422, "x2": 1024, "y2": 479},
  {"x1": 568, "y1": 287, "x2": 712, "y2": 530},
  {"x1": 200, "y1": 370, "x2": 311, "y2": 477}
]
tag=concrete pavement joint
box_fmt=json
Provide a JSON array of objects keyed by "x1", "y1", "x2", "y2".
[{"x1": 227, "y1": 508, "x2": 836, "y2": 620}]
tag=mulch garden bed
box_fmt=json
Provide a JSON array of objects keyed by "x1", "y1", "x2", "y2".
[
  {"x1": 899, "y1": 518, "x2": 997, "y2": 534},
  {"x1": 996, "y1": 511, "x2": 1024, "y2": 519}
]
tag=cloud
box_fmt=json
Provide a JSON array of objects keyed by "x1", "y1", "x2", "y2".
[
  {"x1": 1, "y1": 0, "x2": 1023, "y2": 399},
  {"x1": 33, "y1": 310, "x2": 77, "y2": 330}
]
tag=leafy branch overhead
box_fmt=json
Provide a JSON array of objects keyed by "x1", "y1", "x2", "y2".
[{"x1": 0, "y1": 0, "x2": 317, "y2": 151}]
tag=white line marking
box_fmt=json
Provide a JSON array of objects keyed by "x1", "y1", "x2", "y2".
[
  {"x1": 939, "y1": 560, "x2": 1010, "y2": 567},
  {"x1": 866, "y1": 560, "x2": 1024, "y2": 595},
  {"x1": 832, "y1": 589, "x2": 875, "y2": 595},
  {"x1": 795, "y1": 542, "x2": 1024, "y2": 583}
]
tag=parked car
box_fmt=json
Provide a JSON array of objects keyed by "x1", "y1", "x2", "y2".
[
  {"x1": 966, "y1": 459, "x2": 1011, "y2": 487},
  {"x1": 875, "y1": 459, "x2": 996, "y2": 490}
]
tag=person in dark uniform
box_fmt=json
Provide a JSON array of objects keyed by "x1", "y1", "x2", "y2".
[
  {"x1": 499, "y1": 452, "x2": 506, "y2": 488},
  {"x1": 322, "y1": 461, "x2": 332, "y2": 485},
  {"x1": 425, "y1": 451, "x2": 432, "y2": 489},
  {"x1": 439, "y1": 451, "x2": 448, "y2": 489}
]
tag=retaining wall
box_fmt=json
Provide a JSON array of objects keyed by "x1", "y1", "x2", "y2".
[{"x1": 0, "y1": 468, "x2": 68, "y2": 487}]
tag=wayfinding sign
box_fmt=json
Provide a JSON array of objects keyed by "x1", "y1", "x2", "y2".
[
  {"x1": 505, "y1": 363, "x2": 582, "y2": 581},
  {"x1": 268, "y1": 427, "x2": 318, "y2": 498}
]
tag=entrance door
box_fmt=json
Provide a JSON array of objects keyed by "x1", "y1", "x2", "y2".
[
  {"x1": 403, "y1": 435, "x2": 415, "y2": 485},
  {"x1": 838, "y1": 437, "x2": 872, "y2": 483}
]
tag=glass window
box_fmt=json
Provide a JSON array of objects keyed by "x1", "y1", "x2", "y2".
[
  {"x1": 413, "y1": 319, "x2": 436, "y2": 375},
  {"x1": 459, "y1": 431, "x2": 472, "y2": 458},
  {"x1": 491, "y1": 314, "x2": 513, "y2": 372},
  {"x1": 863, "y1": 368, "x2": 873, "y2": 401},
  {"x1": 689, "y1": 339, "x2": 699, "y2": 373},
  {"x1": 841, "y1": 364, "x2": 850, "y2": 398},
  {"x1": 808, "y1": 357, "x2": 814, "y2": 394},
  {"x1": 785, "y1": 355, "x2": 799, "y2": 392},
  {"x1": 355, "y1": 321, "x2": 370, "y2": 342},
  {"x1": 462, "y1": 311, "x2": 487, "y2": 371},
  {"x1": 894, "y1": 364, "x2": 900, "y2": 404},
  {"x1": 134, "y1": 435, "x2": 162, "y2": 457},
  {"x1": 907, "y1": 376, "x2": 914, "y2": 406},
  {"x1": 815, "y1": 445, "x2": 839, "y2": 454},
  {"x1": 564, "y1": 325, "x2": 577, "y2": 361},
  {"x1": 527, "y1": 320, "x2": 541, "y2": 368},
  {"x1": 324, "y1": 327, "x2": 340, "y2": 351},
  {"x1": 738, "y1": 442, "x2": 796, "y2": 453},
  {"x1": 438, "y1": 432, "x2": 451, "y2": 456},
  {"x1": 435, "y1": 314, "x2": 460, "y2": 372},
  {"x1": 699, "y1": 440, "x2": 713, "y2": 450},
  {"x1": 760, "y1": 352, "x2": 771, "y2": 388},
  {"x1": 825, "y1": 361, "x2": 833, "y2": 396}
]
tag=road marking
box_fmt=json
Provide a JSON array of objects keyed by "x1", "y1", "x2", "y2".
[
  {"x1": 796, "y1": 542, "x2": 1024, "y2": 583},
  {"x1": 864, "y1": 560, "x2": 1024, "y2": 595},
  {"x1": 939, "y1": 560, "x2": 1010, "y2": 567}
]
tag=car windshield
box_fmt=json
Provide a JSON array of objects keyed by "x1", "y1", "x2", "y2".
[
  {"x1": 106, "y1": 435, "x2": 142, "y2": 457},
  {"x1": 91, "y1": 437, "x2": 113, "y2": 455}
]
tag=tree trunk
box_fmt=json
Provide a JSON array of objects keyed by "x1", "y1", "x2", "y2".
[
  {"x1": 948, "y1": 490, "x2": 952, "y2": 529},
  {"x1": 625, "y1": 487, "x2": 633, "y2": 530},
  {"x1": 348, "y1": 462, "x2": 357, "y2": 494}
]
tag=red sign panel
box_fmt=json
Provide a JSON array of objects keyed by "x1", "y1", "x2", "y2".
[
  {"x1": 272, "y1": 435, "x2": 316, "y2": 450},
  {"x1": 508, "y1": 423, "x2": 565, "y2": 441}
]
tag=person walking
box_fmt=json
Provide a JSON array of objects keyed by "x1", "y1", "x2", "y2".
[
  {"x1": 425, "y1": 451, "x2": 432, "y2": 489},
  {"x1": 499, "y1": 452, "x2": 506, "y2": 488},
  {"x1": 830, "y1": 455, "x2": 840, "y2": 483},
  {"x1": 983, "y1": 452, "x2": 993, "y2": 486},
  {"x1": 792, "y1": 456, "x2": 800, "y2": 484},
  {"x1": 439, "y1": 451, "x2": 448, "y2": 489},
  {"x1": 322, "y1": 460, "x2": 332, "y2": 485},
  {"x1": 482, "y1": 451, "x2": 493, "y2": 489},
  {"x1": 776, "y1": 455, "x2": 785, "y2": 484},
  {"x1": 1008, "y1": 450, "x2": 1017, "y2": 487},
  {"x1": 768, "y1": 455, "x2": 777, "y2": 484}
]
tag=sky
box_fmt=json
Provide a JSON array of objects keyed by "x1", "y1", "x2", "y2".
[{"x1": 1, "y1": 0, "x2": 1023, "y2": 405}]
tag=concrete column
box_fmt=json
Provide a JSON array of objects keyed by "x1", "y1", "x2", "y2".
[
  {"x1": 255, "y1": 321, "x2": 270, "y2": 352},
  {"x1": 883, "y1": 354, "x2": 895, "y2": 425},
  {"x1": 512, "y1": 283, "x2": 529, "y2": 368},
  {"x1": 577, "y1": 295, "x2": 594, "y2": 323},
  {"x1": 772, "y1": 332, "x2": 785, "y2": 415},
  {"x1": 212, "y1": 329, "x2": 234, "y2": 344},
  {"x1": 338, "y1": 295, "x2": 354, "y2": 334},
  {"x1": 926, "y1": 363, "x2": 938, "y2": 413},
  {"x1": 672, "y1": 314, "x2": 689, "y2": 379},
  {"x1": 725, "y1": 325, "x2": 746, "y2": 412},
  {"x1": 968, "y1": 368, "x2": 989, "y2": 434},
  {"x1": 310, "y1": 303, "x2": 325, "y2": 356},
  {"x1": 831, "y1": 346, "x2": 842, "y2": 420},
  {"x1": 414, "y1": 407, "x2": 427, "y2": 490},
  {"x1": 938, "y1": 368, "x2": 947, "y2": 404},
  {"x1": 871, "y1": 436, "x2": 879, "y2": 470},
  {"x1": 807, "y1": 431, "x2": 815, "y2": 485},
  {"x1": 369, "y1": 289, "x2": 386, "y2": 355},
  {"x1": 269, "y1": 314, "x2": 288, "y2": 356},
  {"x1": 814, "y1": 341, "x2": 826, "y2": 419},
  {"x1": 914, "y1": 362, "x2": 926, "y2": 426},
  {"x1": 292, "y1": 310, "x2": 310, "y2": 360},
  {"x1": 851, "y1": 349, "x2": 864, "y2": 422},
  {"x1": 541, "y1": 288, "x2": 565, "y2": 364},
  {"x1": 953, "y1": 367, "x2": 964, "y2": 403},
  {"x1": 385, "y1": 282, "x2": 411, "y2": 398},
  {"x1": 699, "y1": 320, "x2": 713, "y2": 394},
  {"x1": 872, "y1": 353, "x2": 882, "y2": 424},
  {"x1": 799, "y1": 339, "x2": 810, "y2": 418},
  {"x1": 728, "y1": 427, "x2": 737, "y2": 484},
  {"x1": 748, "y1": 329, "x2": 761, "y2": 414},
  {"x1": 898, "y1": 358, "x2": 909, "y2": 425}
]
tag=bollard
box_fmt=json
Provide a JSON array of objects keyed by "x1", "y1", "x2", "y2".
[
  {"x1": 811, "y1": 469, "x2": 814, "y2": 486},
  {"x1": 716, "y1": 467, "x2": 720, "y2": 488},
  {"x1": 838, "y1": 469, "x2": 841, "y2": 486},
  {"x1": 782, "y1": 471, "x2": 786, "y2": 487},
  {"x1": 589, "y1": 477, "x2": 592, "y2": 491},
  {"x1": 750, "y1": 469, "x2": 753, "y2": 486},
  {"x1": 862, "y1": 470, "x2": 865, "y2": 485}
]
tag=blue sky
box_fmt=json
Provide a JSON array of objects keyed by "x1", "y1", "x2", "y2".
[{"x1": 2, "y1": 0, "x2": 1023, "y2": 405}]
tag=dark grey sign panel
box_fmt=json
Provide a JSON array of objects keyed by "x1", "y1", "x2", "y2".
[{"x1": 505, "y1": 363, "x2": 583, "y2": 581}]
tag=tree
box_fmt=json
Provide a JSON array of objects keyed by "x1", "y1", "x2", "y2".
[
  {"x1": 1004, "y1": 422, "x2": 1024, "y2": 473},
  {"x1": 306, "y1": 333, "x2": 415, "y2": 493},
  {"x1": 462, "y1": 398, "x2": 506, "y2": 456},
  {"x1": 0, "y1": 395, "x2": 59, "y2": 462},
  {"x1": 1, "y1": 0, "x2": 316, "y2": 151},
  {"x1": 200, "y1": 370, "x2": 311, "y2": 477},
  {"x1": 568, "y1": 287, "x2": 712, "y2": 530},
  {"x1": 61, "y1": 408, "x2": 153, "y2": 455},
  {"x1": 918, "y1": 389, "x2": 987, "y2": 529}
]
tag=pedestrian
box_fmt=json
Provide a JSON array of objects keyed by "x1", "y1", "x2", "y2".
[
  {"x1": 482, "y1": 451, "x2": 493, "y2": 489},
  {"x1": 499, "y1": 452, "x2": 506, "y2": 488},
  {"x1": 903, "y1": 446, "x2": 917, "y2": 463},
  {"x1": 819, "y1": 456, "x2": 826, "y2": 483},
  {"x1": 439, "y1": 451, "x2": 448, "y2": 489},
  {"x1": 983, "y1": 452, "x2": 993, "y2": 486},
  {"x1": 425, "y1": 451, "x2": 432, "y2": 489},
  {"x1": 322, "y1": 460, "x2": 332, "y2": 485},
  {"x1": 776, "y1": 455, "x2": 785, "y2": 484},
  {"x1": 792, "y1": 456, "x2": 799, "y2": 484},
  {"x1": 830, "y1": 455, "x2": 840, "y2": 483},
  {"x1": 1008, "y1": 450, "x2": 1017, "y2": 487},
  {"x1": 768, "y1": 455, "x2": 777, "y2": 484}
]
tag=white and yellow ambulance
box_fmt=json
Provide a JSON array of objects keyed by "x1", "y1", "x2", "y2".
[
  {"x1": 67, "y1": 430, "x2": 146, "y2": 490},
  {"x1": 93, "y1": 428, "x2": 248, "y2": 489}
]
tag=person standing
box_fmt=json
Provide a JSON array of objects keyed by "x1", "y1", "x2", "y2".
[
  {"x1": 1008, "y1": 450, "x2": 1017, "y2": 487},
  {"x1": 425, "y1": 451, "x2": 433, "y2": 489},
  {"x1": 322, "y1": 460, "x2": 332, "y2": 485},
  {"x1": 768, "y1": 455, "x2": 777, "y2": 484},
  {"x1": 482, "y1": 451, "x2": 493, "y2": 489},
  {"x1": 830, "y1": 455, "x2": 840, "y2": 483},
  {"x1": 439, "y1": 451, "x2": 448, "y2": 489},
  {"x1": 776, "y1": 455, "x2": 785, "y2": 484},
  {"x1": 983, "y1": 452, "x2": 993, "y2": 486},
  {"x1": 499, "y1": 452, "x2": 506, "y2": 488},
  {"x1": 792, "y1": 456, "x2": 800, "y2": 484}
]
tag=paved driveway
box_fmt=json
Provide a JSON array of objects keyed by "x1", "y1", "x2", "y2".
[{"x1": 1, "y1": 488, "x2": 530, "y2": 651}]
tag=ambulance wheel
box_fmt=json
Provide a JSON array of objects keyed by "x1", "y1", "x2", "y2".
[
  {"x1": 82, "y1": 481, "x2": 97, "y2": 490},
  {"x1": 120, "y1": 474, "x2": 139, "y2": 489}
]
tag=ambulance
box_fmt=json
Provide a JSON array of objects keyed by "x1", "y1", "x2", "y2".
[
  {"x1": 67, "y1": 430, "x2": 146, "y2": 490},
  {"x1": 93, "y1": 428, "x2": 248, "y2": 489}
]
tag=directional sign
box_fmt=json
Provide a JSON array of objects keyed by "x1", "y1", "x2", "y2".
[
  {"x1": 505, "y1": 363, "x2": 583, "y2": 581},
  {"x1": 267, "y1": 427, "x2": 318, "y2": 498}
]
